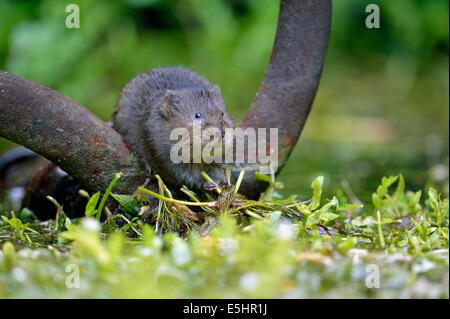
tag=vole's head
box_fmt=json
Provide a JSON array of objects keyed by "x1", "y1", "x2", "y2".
[{"x1": 155, "y1": 85, "x2": 233, "y2": 148}]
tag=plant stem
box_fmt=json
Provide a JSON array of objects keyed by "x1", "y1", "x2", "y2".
[
  {"x1": 376, "y1": 210, "x2": 385, "y2": 248},
  {"x1": 234, "y1": 170, "x2": 246, "y2": 196},
  {"x1": 385, "y1": 194, "x2": 401, "y2": 217},
  {"x1": 96, "y1": 172, "x2": 123, "y2": 220},
  {"x1": 138, "y1": 187, "x2": 217, "y2": 207},
  {"x1": 244, "y1": 209, "x2": 264, "y2": 219},
  {"x1": 201, "y1": 171, "x2": 221, "y2": 194}
]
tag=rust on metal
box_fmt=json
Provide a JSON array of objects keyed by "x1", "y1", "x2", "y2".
[
  {"x1": 0, "y1": 70, "x2": 147, "y2": 194},
  {"x1": 233, "y1": 0, "x2": 332, "y2": 197}
]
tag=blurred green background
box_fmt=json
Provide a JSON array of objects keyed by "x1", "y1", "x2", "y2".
[{"x1": 0, "y1": 0, "x2": 448, "y2": 203}]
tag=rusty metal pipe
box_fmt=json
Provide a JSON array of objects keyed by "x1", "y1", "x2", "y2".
[
  {"x1": 234, "y1": 0, "x2": 332, "y2": 197},
  {"x1": 0, "y1": 70, "x2": 146, "y2": 194}
]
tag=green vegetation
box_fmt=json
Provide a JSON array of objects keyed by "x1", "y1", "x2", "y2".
[
  {"x1": 0, "y1": 173, "x2": 448, "y2": 298},
  {"x1": 0, "y1": 0, "x2": 448, "y2": 298}
]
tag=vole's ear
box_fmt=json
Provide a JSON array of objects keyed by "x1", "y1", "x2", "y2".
[
  {"x1": 211, "y1": 85, "x2": 227, "y2": 110},
  {"x1": 159, "y1": 89, "x2": 181, "y2": 120},
  {"x1": 211, "y1": 85, "x2": 222, "y2": 96}
]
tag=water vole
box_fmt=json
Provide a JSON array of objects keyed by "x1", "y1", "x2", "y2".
[{"x1": 113, "y1": 67, "x2": 233, "y2": 190}]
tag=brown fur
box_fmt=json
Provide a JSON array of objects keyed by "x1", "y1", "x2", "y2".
[{"x1": 113, "y1": 67, "x2": 233, "y2": 189}]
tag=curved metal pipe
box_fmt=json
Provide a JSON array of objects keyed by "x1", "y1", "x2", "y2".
[
  {"x1": 0, "y1": 70, "x2": 147, "y2": 194},
  {"x1": 234, "y1": 0, "x2": 332, "y2": 197}
]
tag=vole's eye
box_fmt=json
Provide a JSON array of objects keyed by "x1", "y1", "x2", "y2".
[
  {"x1": 194, "y1": 112, "x2": 203, "y2": 119},
  {"x1": 221, "y1": 112, "x2": 224, "y2": 116}
]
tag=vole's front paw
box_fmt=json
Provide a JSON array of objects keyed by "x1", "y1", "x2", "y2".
[
  {"x1": 133, "y1": 178, "x2": 151, "y2": 203},
  {"x1": 202, "y1": 179, "x2": 229, "y2": 193},
  {"x1": 133, "y1": 188, "x2": 149, "y2": 203},
  {"x1": 217, "y1": 180, "x2": 229, "y2": 189},
  {"x1": 203, "y1": 181, "x2": 220, "y2": 192}
]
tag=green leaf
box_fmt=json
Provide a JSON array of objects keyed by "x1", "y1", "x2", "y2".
[
  {"x1": 296, "y1": 203, "x2": 311, "y2": 216},
  {"x1": 269, "y1": 211, "x2": 282, "y2": 226},
  {"x1": 274, "y1": 181, "x2": 284, "y2": 189},
  {"x1": 382, "y1": 175, "x2": 398, "y2": 190},
  {"x1": 393, "y1": 174, "x2": 405, "y2": 202},
  {"x1": 306, "y1": 211, "x2": 321, "y2": 226},
  {"x1": 309, "y1": 176, "x2": 324, "y2": 211},
  {"x1": 2, "y1": 214, "x2": 25, "y2": 240},
  {"x1": 320, "y1": 212, "x2": 340, "y2": 223},
  {"x1": 2, "y1": 241, "x2": 15, "y2": 270},
  {"x1": 111, "y1": 194, "x2": 140, "y2": 215},
  {"x1": 2, "y1": 241, "x2": 15, "y2": 256},
  {"x1": 335, "y1": 203, "x2": 363, "y2": 212},
  {"x1": 254, "y1": 172, "x2": 273, "y2": 185},
  {"x1": 408, "y1": 190, "x2": 422, "y2": 212},
  {"x1": 375, "y1": 175, "x2": 398, "y2": 201},
  {"x1": 351, "y1": 216, "x2": 376, "y2": 227},
  {"x1": 411, "y1": 217, "x2": 426, "y2": 240},
  {"x1": 96, "y1": 172, "x2": 123, "y2": 220},
  {"x1": 272, "y1": 194, "x2": 297, "y2": 205},
  {"x1": 65, "y1": 216, "x2": 73, "y2": 230},
  {"x1": 19, "y1": 208, "x2": 35, "y2": 220},
  {"x1": 85, "y1": 192, "x2": 100, "y2": 217},
  {"x1": 317, "y1": 199, "x2": 338, "y2": 216},
  {"x1": 372, "y1": 193, "x2": 381, "y2": 209},
  {"x1": 440, "y1": 227, "x2": 449, "y2": 240},
  {"x1": 428, "y1": 188, "x2": 440, "y2": 211}
]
